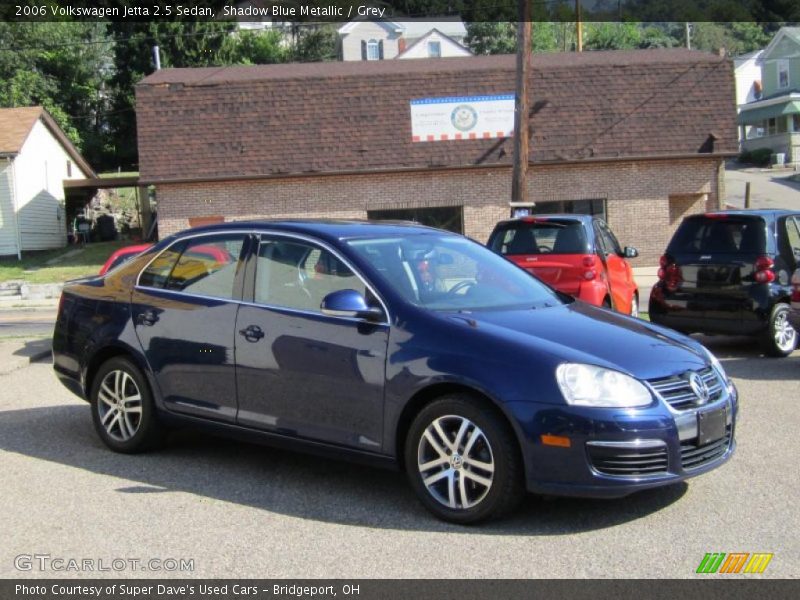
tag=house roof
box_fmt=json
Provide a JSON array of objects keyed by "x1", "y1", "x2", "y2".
[
  {"x1": 760, "y1": 27, "x2": 800, "y2": 61},
  {"x1": 337, "y1": 18, "x2": 467, "y2": 39},
  {"x1": 396, "y1": 28, "x2": 472, "y2": 59},
  {"x1": 136, "y1": 49, "x2": 738, "y2": 184},
  {"x1": 0, "y1": 106, "x2": 95, "y2": 176}
]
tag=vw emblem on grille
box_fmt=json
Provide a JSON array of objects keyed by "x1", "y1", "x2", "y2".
[{"x1": 688, "y1": 372, "x2": 710, "y2": 404}]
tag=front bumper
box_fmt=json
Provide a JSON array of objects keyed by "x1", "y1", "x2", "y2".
[{"x1": 521, "y1": 383, "x2": 738, "y2": 498}]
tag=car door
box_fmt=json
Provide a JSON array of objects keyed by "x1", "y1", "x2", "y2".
[
  {"x1": 234, "y1": 233, "x2": 389, "y2": 450},
  {"x1": 132, "y1": 232, "x2": 250, "y2": 423},
  {"x1": 594, "y1": 219, "x2": 632, "y2": 312}
]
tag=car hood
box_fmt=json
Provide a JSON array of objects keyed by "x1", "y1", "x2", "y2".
[{"x1": 441, "y1": 300, "x2": 708, "y2": 381}]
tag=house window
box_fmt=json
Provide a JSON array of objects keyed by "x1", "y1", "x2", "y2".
[
  {"x1": 793, "y1": 114, "x2": 800, "y2": 132},
  {"x1": 767, "y1": 118, "x2": 777, "y2": 136},
  {"x1": 427, "y1": 41, "x2": 441, "y2": 58},
  {"x1": 777, "y1": 116, "x2": 789, "y2": 134},
  {"x1": 367, "y1": 206, "x2": 463, "y2": 234},
  {"x1": 778, "y1": 60, "x2": 790, "y2": 89},
  {"x1": 366, "y1": 39, "x2": 380, "y2": 61}
]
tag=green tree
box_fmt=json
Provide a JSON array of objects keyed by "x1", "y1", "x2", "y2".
[
  {"x1": 219, "y1": 29, "x2": 288, "y2": 65},
  {"x1": 0, "y1": 22, "x2": 111, "y2": 167},
  {"x1": 292, "y1": 25, "x2": 338, "y2": 62}
]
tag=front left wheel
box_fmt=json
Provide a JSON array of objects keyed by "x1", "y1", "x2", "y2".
[
  {"x1": 404, "y1": 395, "x2": 524, "y2": 524},
  {"x1": 90, "y1": 356, "x2": 163, "y2": 453}
]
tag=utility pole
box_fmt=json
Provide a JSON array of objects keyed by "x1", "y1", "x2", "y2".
[
  {"x1": 511, "y1": 2, "x2": 532, "y2": 205},
  {"x1": 576, "y1": 0, "x2": 583, "y2": 52},
  {"x1": 152, "y1": 45, "x2": 161, "y2": 71},
  {"x1": 685, "y1": 22, "x2": 691, "y2": 50}
]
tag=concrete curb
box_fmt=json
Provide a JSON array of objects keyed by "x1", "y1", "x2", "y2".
[{"x1": 0, "y1": 338, "x2": 52, "y2": 376}]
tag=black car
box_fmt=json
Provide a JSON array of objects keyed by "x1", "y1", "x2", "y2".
[{"x1": 649, "y1": 209, "x2": 800, "y2": 357}]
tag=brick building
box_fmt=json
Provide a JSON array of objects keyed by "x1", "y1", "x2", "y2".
[{"x1": 136, "y1": 50, "x2": 738, "y2": 263}]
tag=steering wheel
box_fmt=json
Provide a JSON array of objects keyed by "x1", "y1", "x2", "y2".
[
  {"x1": 538, "y1": 245, "x2": 553, "y2": 253},
  {"x1": 447, "y1": 280, "x2": 476, "y2": 296}
]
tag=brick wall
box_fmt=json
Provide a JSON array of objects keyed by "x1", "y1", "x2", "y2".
[{"x1": 154, "y1": 157, "x2": 722, "y2": 265}]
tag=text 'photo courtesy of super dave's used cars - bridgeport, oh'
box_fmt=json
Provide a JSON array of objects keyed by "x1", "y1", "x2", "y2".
[{"x1": 53, "y1": 220, "x2": 737, "y2": 524}]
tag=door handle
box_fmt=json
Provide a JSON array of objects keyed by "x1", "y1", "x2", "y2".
[
  {"x1": 137, "y1": 309, "x2": 158, "y2": 326},
  {"x1": 238, "y1": 324, "x2": 265, "y2": 342}
]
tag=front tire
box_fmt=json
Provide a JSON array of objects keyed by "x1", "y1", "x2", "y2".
[
  {"x1": 761, "y1": 303, "x2": 797, "y2": 357},
  {"x1": 90, "y1": 356, "x2": 162, "y2": 453},
  {"x1": 404, "y1": 395, "x2": 524, "y2": 524}
]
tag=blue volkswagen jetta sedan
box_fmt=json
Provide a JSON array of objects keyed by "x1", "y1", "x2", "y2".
[{"x1": 53, "y1": 221, "x2": 737, "y2": 523}]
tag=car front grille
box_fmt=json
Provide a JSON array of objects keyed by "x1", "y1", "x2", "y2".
[
  {"x1": 587, "y1": 444, "x2": 669, "y2": 477},
  {"x1": 680, "y1": 427, "x2": 732, "y2": 470},
  {"x1": 647, "y1": 366, "x2": 724, "y2": 410}
]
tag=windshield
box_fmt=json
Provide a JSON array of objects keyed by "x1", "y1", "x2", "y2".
[
  {"x1": 347, "y1": 235, "x2": 563, "y2": 311},
  {"x1": 489, "y1": 220, "x2": 589, "y2": 255}
]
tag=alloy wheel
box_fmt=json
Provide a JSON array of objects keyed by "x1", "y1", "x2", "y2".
[
  {"x1": 96, "y1": 369, "x2": 143, "y2": 442},
  {"x1": 417, "y1": 415, "x2": 495, "y2": 509},
  {"x1": 773, "y1": 310, "x2": 797, "y2": 353}
]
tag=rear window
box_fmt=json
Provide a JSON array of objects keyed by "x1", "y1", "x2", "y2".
[
  {"x1": 668, "y1": 217, "x2": 767, "y2": 255},
  {"x1": 489, "y1": 220, "x2": 589, "y2": 255}
]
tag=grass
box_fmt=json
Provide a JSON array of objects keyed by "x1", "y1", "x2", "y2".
[{"x1": 0, "y1": 241, "x2": 136, "y2": 284}]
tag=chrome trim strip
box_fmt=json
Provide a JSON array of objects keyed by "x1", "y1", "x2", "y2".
[{"x1": 586, "y1": 439, "x2": 666, "y2": 450}]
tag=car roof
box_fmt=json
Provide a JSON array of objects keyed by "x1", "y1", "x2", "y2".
[
  {"x1": 172, "y1": 219, "x2": 453, "y2": 243},
  {"x1": 691, "y1": 209, "x2": 798, "y2": 219},
  {"x1": 494, "y1": 214, "x2": 595, "y2": 227}
]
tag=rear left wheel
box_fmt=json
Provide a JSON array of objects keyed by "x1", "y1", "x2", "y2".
[
  {"x1": 90, "y1": 356, "x2": 163, "y2": 453},
  {"x1": 761, "y1": 303, "x2": 797, "y2": 358},
  {"x1": 404, "y1": 394, "x2": 523, "y2": 524}
]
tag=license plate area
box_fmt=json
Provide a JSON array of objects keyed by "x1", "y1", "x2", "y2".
[{"x1": 697, "y1": 406, "x2": 727, "y2": 446}]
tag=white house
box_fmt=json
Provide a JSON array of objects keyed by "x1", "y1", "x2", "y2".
[
  {"x1": 734, "y1": 49, "x2": 764, "y2": 106},
  {"x1": 337, "y1": 19, "x2": 470, "y2": 61},
  {"x1": 0, "y1": 107, "x2": 94, "y2": 258}
]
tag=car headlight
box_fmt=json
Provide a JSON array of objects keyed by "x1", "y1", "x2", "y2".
[{"x1": 555, "y1": 363, "x2": 652, "y2": 408}]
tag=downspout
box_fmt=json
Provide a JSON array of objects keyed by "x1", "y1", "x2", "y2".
[{"x1": 5, "y1": 156, "x2": 22, "y2": 260}]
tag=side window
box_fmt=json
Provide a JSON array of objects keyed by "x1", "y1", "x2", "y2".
[
  {"x1": 598, "y1": 220, "x2": 622, "y2": 256},
  {"x1": 139, "y1": 242, "x2": 185, "y2": 289},
  {"x1": 255, "y1": 238, "x2": 368, "y2": 312},
  {"x1": 159, "y1": 234, "x2": 245, "y2": 300},
  {"x1": 165, "y1": 235, "x2": 245, "y2": 299},
  {"x1": 593, "y1": 222, "x2": 609, "y2": 256},
  {"x1": 785, "y1": 217, "x2": 800, "y2": 267}
]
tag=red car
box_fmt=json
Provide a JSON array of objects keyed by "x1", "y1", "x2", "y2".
[
  {"x1": 99, "y1": 244, "x2": 153, "y2": 275},
  {"x1": 99, "y1": 243, "x2": 232, "y2": 276},
  {"x1": 487, "y1": 215, "x2": 640, "y2": 315}
]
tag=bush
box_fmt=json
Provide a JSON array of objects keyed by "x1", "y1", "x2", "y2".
[{"x1": 739, "y1": 148, "x2": 773, "y2": 166}]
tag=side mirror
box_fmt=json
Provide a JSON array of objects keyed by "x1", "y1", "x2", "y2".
[
  {"x1": 321, "y1": 289, "x2": 383, "y2": 322},
  {"x1": 623, "y1": 246, "x2": 639, "y2": 259}
]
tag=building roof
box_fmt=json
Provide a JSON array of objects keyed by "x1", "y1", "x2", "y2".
[
  {"x1": 0, "y1": 106, "x2": 95, "y2": 176},
  {"x1": 396, "y1": 28, "x2": 472, "y2": 59},
  {"x1": 136, "y1": 49, "x2": 738, "y2": 184},
  {"x1": 337, "y1": 18, "x2": 467, "y2": 39}
]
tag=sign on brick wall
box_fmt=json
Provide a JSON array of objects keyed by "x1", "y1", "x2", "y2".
[{"x1": 410, "y1": 95, "x2": 515, "y2": 142}]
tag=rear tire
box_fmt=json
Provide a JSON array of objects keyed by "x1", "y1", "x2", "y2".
[
  {"x1": 404, "y1": 394, "x2": 524, "y2": 524},
  {"x1": 761, "y1": 303, "x2": 797, "y2": 358},
  {"x1": 90, "y1": 356, "x2": 163, "y2": 453}
]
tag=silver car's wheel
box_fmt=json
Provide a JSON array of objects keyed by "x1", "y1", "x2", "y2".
[
  {"x1": 97, "y1": 369, "x2": 142, "y2": 442},
  {"x1": 763, "y1": 304, "x2": 797, "y2": 357},
  {"x1": 417, "y1": 415, "x2": 495, "y2": 509},
  {"x1": 90, "y1": 356, "x2": 162, "y2": 453},
  {"x1": 405, "y1": 395, "x2": 523, "y2": 523}
]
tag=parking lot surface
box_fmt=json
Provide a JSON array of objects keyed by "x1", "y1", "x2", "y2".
[{"x1": 1, "y1": 337, "x2": 798, "y2": 579}]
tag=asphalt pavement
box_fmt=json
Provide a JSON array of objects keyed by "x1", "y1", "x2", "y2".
[
  {"x1": 1, "y1": 337, "x2": 798, "y2": 579},
  {"x1": 0, "y1": 307, "x2": 57, "y2": 339}
]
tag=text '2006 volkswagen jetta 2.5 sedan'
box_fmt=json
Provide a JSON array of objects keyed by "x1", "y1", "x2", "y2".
[{"x1": 53, "y1": 221, "x2": 737, "y2": 523}]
